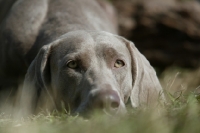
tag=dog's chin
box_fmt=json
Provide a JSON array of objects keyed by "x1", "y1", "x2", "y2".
[{"x1": 73, "y1": 103, "x2": 127, "y2": 118}]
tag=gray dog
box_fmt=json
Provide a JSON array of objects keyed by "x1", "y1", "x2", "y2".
[{"x1": 0, "y1": 0, "x2": 164, "y2": 116}]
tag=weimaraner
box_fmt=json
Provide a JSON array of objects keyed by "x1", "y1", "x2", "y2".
[{"x1": 0, "y1": 0, "x2": 165, "y2": 116}]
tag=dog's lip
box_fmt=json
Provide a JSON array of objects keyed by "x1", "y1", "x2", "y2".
[{"x1": 72, "y1": 101, "x2": 127, "y2": 118}]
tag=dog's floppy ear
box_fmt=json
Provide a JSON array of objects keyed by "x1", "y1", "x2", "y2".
[
  {"x1": 18, "y1": 43, "x2": 56, "y2": 116},
  {"x1": 119, "y1": 37, "x2": 165, "y2": 107}
]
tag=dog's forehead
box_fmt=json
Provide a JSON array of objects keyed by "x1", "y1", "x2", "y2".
[{"x1": 53, "y1": 31, "x2": 128, "y2": 57}]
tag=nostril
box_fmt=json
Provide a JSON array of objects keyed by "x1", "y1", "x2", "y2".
[
  {"x1": 111, "y1": 101, "x2": 119, "y2": 109},
  {"x1": 109, "y1": 94, "x2": 120, "y2": 109}
]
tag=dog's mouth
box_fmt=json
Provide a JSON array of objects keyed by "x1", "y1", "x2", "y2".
[
  {"x1": 73, "y1": 104, "x2": 126, "y2": 119},
  {"x1": 67, "y1": 84, "x2": 127, "y2": 117},
  {"x1": 72, "y1": 96, "x2": 127, "y2": 118}
]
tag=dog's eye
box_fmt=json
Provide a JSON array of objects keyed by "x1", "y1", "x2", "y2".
[
  {"x1": 114, "y1": 60, "x2": 125, "y2": 68},
  {"x1": 67, "y1": 60, "x2": 78, "y2": 69}
]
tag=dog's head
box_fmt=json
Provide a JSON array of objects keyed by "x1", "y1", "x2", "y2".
[{"x1": 19, "y1": 31, "x2": 164, "y2": 116}]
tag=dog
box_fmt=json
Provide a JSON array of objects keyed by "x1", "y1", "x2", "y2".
[{"x1": 0, "y1": 0, "x2": 165, "y2": 116}]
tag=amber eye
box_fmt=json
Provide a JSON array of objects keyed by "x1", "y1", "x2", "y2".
[
  {"x1": 114, "y1": 59, "x2": 125, "y2": 68},
  {"x1": 67, "y1": 60, "x2": 78, "y2": 69}
]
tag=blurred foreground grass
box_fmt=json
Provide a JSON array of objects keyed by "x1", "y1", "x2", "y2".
[{"x1": 0, "y1": 67, "x2": 200, "y2": 133}]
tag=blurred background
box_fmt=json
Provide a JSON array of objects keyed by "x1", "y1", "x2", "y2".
[
  {"x1": 0, "y1": 0, "x2": 200, "y2": 95},
  {"x1": 111, "y1": 0, "x2": 200, "y2": 94}
]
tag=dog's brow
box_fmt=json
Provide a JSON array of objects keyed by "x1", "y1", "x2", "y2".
[{"x1": 101, "y1": 46, "x2": 124, "y2": 58}]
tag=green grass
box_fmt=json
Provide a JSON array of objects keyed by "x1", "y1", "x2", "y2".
[
  {"x1": 0, "y1": 67, "x2": 200, "y2": 133},
  {"x1": 0, "y1": 97, "x2": 200, "y2": 133}
]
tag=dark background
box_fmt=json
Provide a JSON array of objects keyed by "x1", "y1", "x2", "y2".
[{"x1": 113, "y1": 0, "x2": 200, "y2": 70}]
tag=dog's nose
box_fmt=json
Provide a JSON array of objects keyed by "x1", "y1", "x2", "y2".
[{"x1": 90, "y1": 89, "x2": 120, "y2": 114}]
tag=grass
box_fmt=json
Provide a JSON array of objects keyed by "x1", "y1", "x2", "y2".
[{"x1": 0, "y1": 67, "x2": 200, "y2": 133}]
